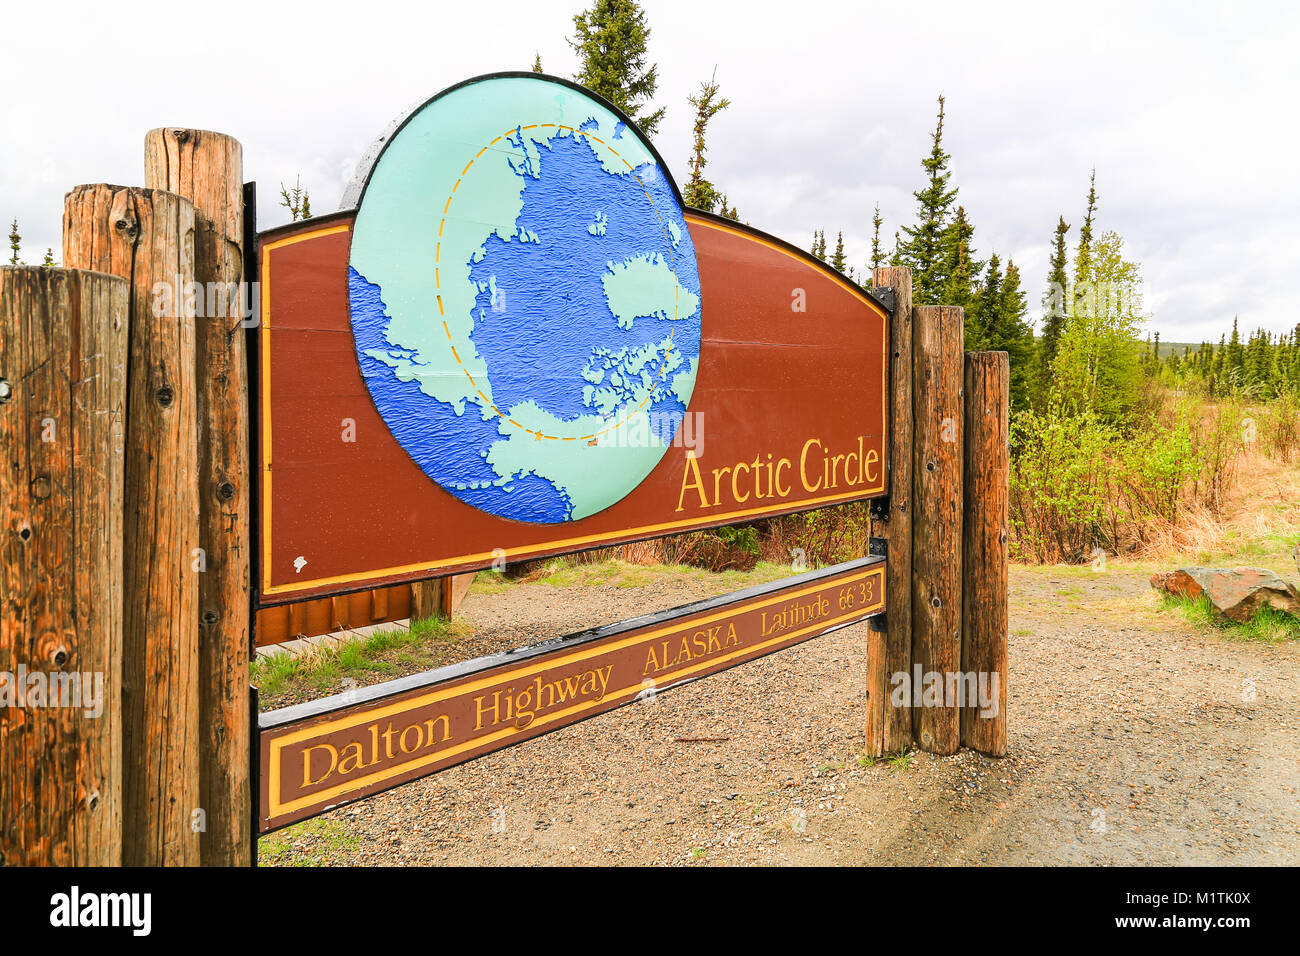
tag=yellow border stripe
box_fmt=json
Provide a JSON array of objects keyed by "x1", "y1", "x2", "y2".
[
  {"x1": 267, "y1": 566, "x2": 883, "y2": 816},
  {"x1": 260, "y1": 223, "x2": 353, "y2": 594},
  {"x1": 259, "y1": 215, "x2": 889, "y2": 596}
]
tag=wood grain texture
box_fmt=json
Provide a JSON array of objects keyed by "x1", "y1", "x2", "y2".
[
  {"x1": 254, "y1": 586, "x2": 413, "y2": 647},
  {"x1": 865, "y1": 267, "x2": 913, "y2": 756},
  {"x1": 145, "y1": 128, "x2": 252, "y2": 867},
  {"x1": 961, "y1": 351, "x2": 1009, "y2": 756},
  {"x1": 0, "y1": 267, "x2": 128, "y2": 865},
  {"x1": 910, "y1": 305, "x2": 964, "y2": 754},
  {"x1": 64, "y1": 184, "x2": 201, "y2": 865},
  {"x1": 411, "y1": 578, "x2": 445, "y2": 622}
]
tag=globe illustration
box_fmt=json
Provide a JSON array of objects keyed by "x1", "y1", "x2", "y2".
[{"x1": 348, "y1": 74, "x2": 702, "y2": 524}]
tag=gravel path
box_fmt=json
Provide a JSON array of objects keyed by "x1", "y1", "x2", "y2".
[{"x1": 261, "y1": 564, "x2": 1300, "y2": 866}]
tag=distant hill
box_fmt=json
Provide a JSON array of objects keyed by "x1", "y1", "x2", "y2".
[{"x1": 1152, "y1": 341, "x2": 1200, "y2": 358}]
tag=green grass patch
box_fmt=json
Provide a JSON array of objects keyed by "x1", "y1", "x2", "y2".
[
  {"x1": 886, "y1": 747, "x2": 913, "y2": 772},
  {"x1": 469, "y1": 570, "x2": 513, "y2": 596},
  {"x1": 252, "y1": 614, "x2": 466, "y2": 703},
  {"x1": 258, "y1": 818, "x2": 360, "y2": 867},
  {"x1": 1159, "y1": 593, "x2": 1300, "y2": 643}
]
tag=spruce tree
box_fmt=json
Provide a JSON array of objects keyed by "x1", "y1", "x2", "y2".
[
  {"x1": 997, "y1": 259, "x2": 1038, "y2": 410},
  {"x1": 1038, "y1": 215, "x2": 1070, "y2": 402},
  {"x1": 967, "y1": 254, "x2": 1034, "y2": 408},
  {"x1": 941, "y1": 205, "x2": 980, "y2": 314},
  {"x1": 569, "y1": 0, "x2": 665, "y2": 135},
  {"x1": 1226, "y1": 317, "x2": 1244, "y2": 376},
  {"x1": 870, "y1": 203, "x2": 884, "y2": 275},
  {"x1": 279, "y1": 177, "x2": 311, "y2": 222},
  {"x1": 532, "y1": 52, "x2": 544, "y2": 73},
  {"x1": 1072, "y1": 170, "x2": 1097, "y2": 315},
  {"x1": 42, "y1": 249, "x2": 54, "y2": 267},
  {"x1": 970, "y1": 253, "x2": 1003, "y2": 351},
  {"x1": 830, "y1": 231, "x2": 847, "y2": 273},
  {"x1": 682, "y1": 68, "x2": 730, "y2": 213},
  {"x1": 7, "y1": 219, "x2": 20, "y2": 266},
  {"x1": 896, "y1": 95, "x2": 959, "y2": 304}
]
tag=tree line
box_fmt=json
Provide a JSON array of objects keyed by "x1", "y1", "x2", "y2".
[{"x1": 1150, "y1": 319, "x2": 1300, "y2": 400}]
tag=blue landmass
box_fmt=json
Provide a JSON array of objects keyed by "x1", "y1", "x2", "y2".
[
  {"x1": 468, "y1": 131, "x2": 699, "y2": 424},
  {"x1": 350, "y1": 267, "x2": 574, "y2": 522}
]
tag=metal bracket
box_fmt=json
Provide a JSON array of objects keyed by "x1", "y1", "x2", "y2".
[
  {"x1": 870, "y1": 285, "x2": 896, "y2": 312},
  {"x1": 868, "y1": 612, "x2": 888, "y2": 633},
  {"x1": 868, "y1": 536, "x2": 888, "y2": 558},
  {"x1": 869, "y1": 495, "x2": 891, "y2": 521}
]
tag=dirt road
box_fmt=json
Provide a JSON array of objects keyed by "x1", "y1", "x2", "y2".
[{"x1": 260, "y1": 561, "x2": 1300, "y2": 866}]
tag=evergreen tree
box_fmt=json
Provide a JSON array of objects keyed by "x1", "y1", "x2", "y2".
[
  {"x1": 532, "y1": 52, "x2": 544, "y2": 73},
  {"x1": 1072, "y1": 170, "x2": 1097, "y2": 317},
  {"x1": 830, "y1": 231, "x2": 847, "y2": 273},
  {"x1": 682, "y1": 68, "x2": 730, "y2": 213},
  {"x1": 1038, "y1": 215, "x2": 1070, "y2": 403},
  {"x1": 869, "y1": 203, "x2": 884, "y2": 276},
  {"x1": 967, "y1": 254, "x2": 1035, "y2": 410},
  {"x1": 279, "y1": 177, "x2": 311, "y2": 222},
  {"x1": 969, "y1": 253, "x2": 1004, "y2": 351},
  {"x1": 895, "y1": 95, "x2": 959, "y2": 304},
  {"x1": 1225, "y1": 317, "x2": 1244, "y2": 376},
  {"x1": 716, "y1": 195, "x2": 739, "y2": 220},
  {"x1": 569, "y1": 0, "x2": 665, "y2": 135},
  {"x1": 7, "y1": 219, "x2": 20, "y2": 266},
  {"x1": 42, "y1": 249, "x2": 55, "y2": 267},
  {"x1": 941, "y1": 205, "x2": 980, "y2": 314},
  {"x1": 997, "y1": 259, "x2": 1037, "y2": 410}
]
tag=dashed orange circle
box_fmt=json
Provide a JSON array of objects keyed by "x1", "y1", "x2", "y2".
[{"x1": 433, "y1": 123, "x2": 687, "y2": 442}]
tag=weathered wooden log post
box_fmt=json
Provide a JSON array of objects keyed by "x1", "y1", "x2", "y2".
[
  {"x1": 1, "y1": 267, "x2": 128, "y2": 866},
  {"x1": 64, "y1": 185, "x2": 202, "y2": 866},
  {"x1": 411, "y1": 578, "x2": 446, "y2": 621},
  {"x1": 911, "y1": 304, "x2": 964, "y2": 754},
  {"x1": 144, "y1": 128, "x2": 252, "y2": 867},
  {"x1": 865, "y1": 266, "x2": 913, "y2": 757},
  {"x1": 962, "y1": 351, "x2": 1009, "y2": 756}
]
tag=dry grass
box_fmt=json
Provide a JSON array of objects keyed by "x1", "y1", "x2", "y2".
[{"x1": 1160, "y1": 448, "x2": 1300, "y2": 569}]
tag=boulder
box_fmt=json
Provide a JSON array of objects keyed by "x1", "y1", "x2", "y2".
[{"x1": 1150, "y1": 567, "x2": 1300, "y2": 624}]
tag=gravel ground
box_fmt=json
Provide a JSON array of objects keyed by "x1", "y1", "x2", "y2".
[{"x1": 260, "y1": 563, "x2": 1300, "y2": 866}]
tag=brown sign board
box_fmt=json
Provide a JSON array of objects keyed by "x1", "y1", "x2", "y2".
[
  {"x1": 250, "y1": 72, "x2": 890, "y2": 613},
  {"x1": 255, "y1": 210, "x2": 889, "y2": 607},
  {"x1": 257, "y1": 555, "x2": 885, "y2": 833}
]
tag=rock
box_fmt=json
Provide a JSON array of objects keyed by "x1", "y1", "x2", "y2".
[{"x1": 1150, "y1": 567, "x2": 1300, "y2": 624}]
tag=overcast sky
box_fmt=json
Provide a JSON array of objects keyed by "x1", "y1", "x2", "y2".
[{"x1": 3, "y1": 0, "x2": 1296, "y2": 342}]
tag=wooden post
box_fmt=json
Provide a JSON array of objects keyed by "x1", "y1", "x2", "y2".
[
  {"x1": 0, "y1": 267, "x2": 128, "y2": 866},
  {"x1": 145, "y1": 128, "x2": 251, "y2": 867},
  {"x1": 411, "y1": 578, "x2": 446, "y2": 621},
  {"x1": 962, "y1": 351, "x2": 1009, "y2": 756},
  {"x1": 865, "y1": 267, "x2": 913, "y2": 757},
  {"x1": 64, "y1": 184, "x2": 201, "y2": 866},
  {"x1": 911, "y1": 305, "x2": 963, "y2": 754}
]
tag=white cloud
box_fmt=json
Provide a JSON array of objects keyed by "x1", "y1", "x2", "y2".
[{"x1": 2, "y1": 0, "x2": 1296, "y2": 340}]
